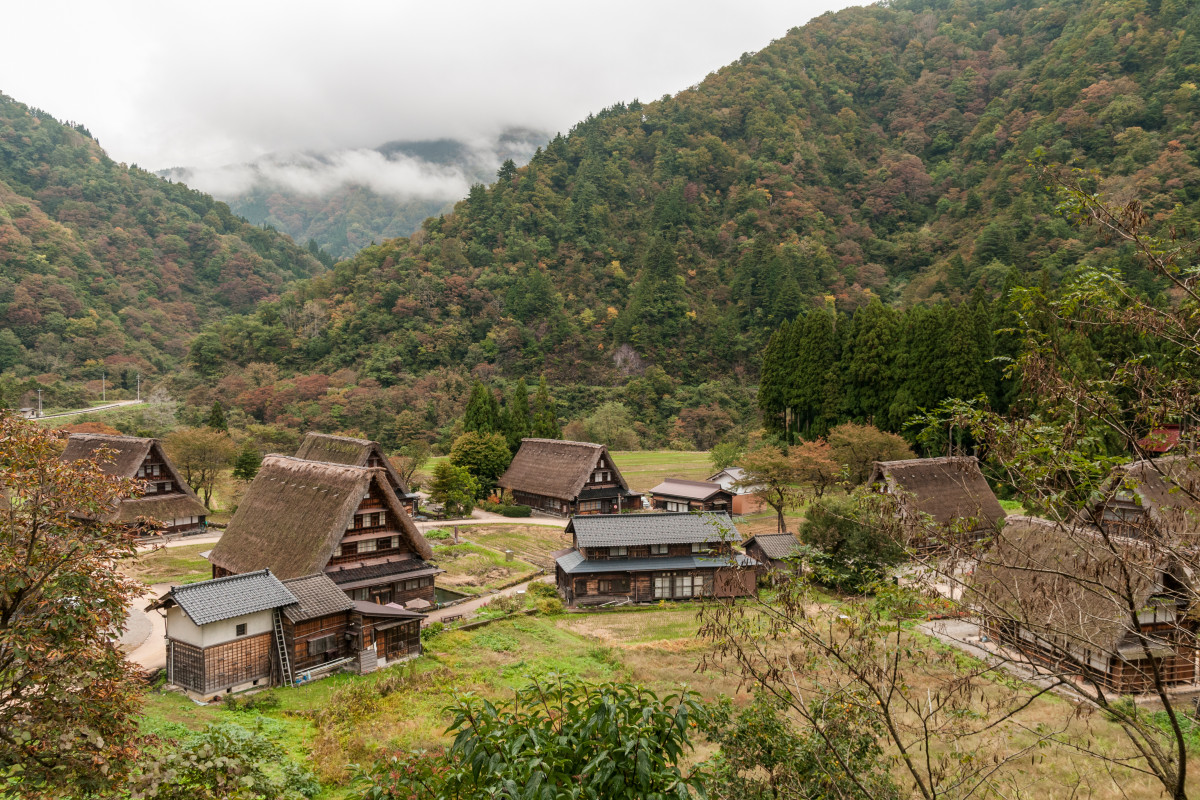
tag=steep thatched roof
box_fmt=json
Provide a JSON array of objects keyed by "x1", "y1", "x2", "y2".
[
  {"x1": 1091, "y1": 455, "x2": 1200, "y2": 539},
  {"x1": 294, "y1": 433, "x2": 409, "y2": 493},
  {"x1": 972, "y1": 517, "x2": 1181, "y2": 658},
  {"x1": 60, "y1": 433, "x2": 208, "y2": 524},
  {"x1": 868, "y1": 456, "x2": 1005, "y2": 532},
  {"x1": 498, "y1": 438, "x2": 631, "y2": 501},
  {"x1": 208, "y1": 455, "x2": 432, "y2": 580}
]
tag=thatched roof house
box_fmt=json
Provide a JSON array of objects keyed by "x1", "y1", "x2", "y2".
[
  {"x1": 1085, "y1": 455, "x2": 1200, "y2": 541},
  {"x1": 59, "y1": 433, "x2": 208, "y2": 533},
  {"x1": 208, "y1": 455, "x2": 437, "y2": 606},
  {"x1": 868, "y1": 456, "x2": 1005, "y2": 547},
  {"x1": 294, "y1": 433, "x2": 419, "y2": 513},
  {"x1": 972, "y1": 516, "x2": 1196, "y2": 693},
  {"x1": 498, "y1": 438, "x2": 641, "y2": 515}
]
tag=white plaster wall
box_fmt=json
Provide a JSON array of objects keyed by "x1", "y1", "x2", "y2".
[{"x1": 165, "y1": 607, "x2": 274, "y2": 648}]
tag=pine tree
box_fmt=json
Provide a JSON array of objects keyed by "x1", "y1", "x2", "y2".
[
  {"x1": 503, "y1": 378, "x2": 532, "y2": 451},
  {"x1": 531, "y1": 376, "x2": 561, "y2": 439},
  {"x1": 840, "y1": 301, "x2": 901, "y2": 427},
  {"x1": 463, "y1": 381, "x2": 500, "y2": 434},
  {"x1": 207, "y1": 401, "x2": 228, "y2": 432},
  {"x1": 231, "y1": 441, "x2": 262, "y2": 481},
  {"x1": 757, "y1": 326, "x2": 789, "y2": 437}
]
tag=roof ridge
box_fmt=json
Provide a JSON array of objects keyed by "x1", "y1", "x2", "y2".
[
  {"x1": 68, "y1": 432, "x2": 153, "y2": 443},
  {"x1": 173, "y1": 568, "x2": 274, "y2": 593},
  {"x1": 520, "y1": 437, "x2": 604, "y2": 448}
]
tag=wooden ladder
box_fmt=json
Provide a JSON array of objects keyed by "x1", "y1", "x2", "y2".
[{"x1": 273, "y1": 609, "x2": 293, "y2": 687}]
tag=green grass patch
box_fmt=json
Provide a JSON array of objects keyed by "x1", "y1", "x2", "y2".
[
  {"x1": 609, "y1": 450, "x2": 714, "y2": 493},
  {"x1": 467, "y1": 524, "x2": 572, "y2": 568},
  {"x1": 125, "y1": 542, "x2": 213, "y2": 586},
  {"x1": 431, "y1": 541, "x2": 541, "y2": 595}
]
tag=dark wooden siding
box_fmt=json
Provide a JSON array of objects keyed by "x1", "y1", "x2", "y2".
[{"x1": 285, "y1": 612, "x2": 354, "y2": 674}]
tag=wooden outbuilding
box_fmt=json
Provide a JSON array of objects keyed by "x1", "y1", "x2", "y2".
[
  {"x1": 867, "y1": 456, "x2": 1005, "y2": 551},
  {"x1": 208, "y1": 455, "x2": 438, "y2": 607},
  {"x1": 498, "y1": 438, "x2": 641, "y2": 516},
  {"x1": 649, "y1": 478, "x2": 733, "y2": 513},
  {"x1": 151, "y1": 569, "x2": 298, "y2": 699},
  {"x1": 708, "y1": 466, "x2": 766, "y2": 515},
  {"x1": 59, "y1": 433, "x2": 208, "y2": 535},
  {"x1": 972, "y1": 516, "x2": 1197, "y2": 695},
  {"x1": 1084, "y1": 455, "x2": 1200, "y2": 542},
  {"x1": 295, "y1": 432, "x2": 421, "y2": 515},
  {"x1": 554, "y1": 512, "x2": 758, "y2": 607},
  {"x1": 743, "y1": 532, "x2": 802, "y2": 574}
]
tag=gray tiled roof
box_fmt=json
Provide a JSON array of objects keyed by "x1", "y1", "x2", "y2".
[
  {"x1": 281, "y1": 573, "x2": 355, "y2": 622},
  {"x1": 169, "y1": 570, "x2": 297, "y2": 626},
  {"x1": 325, "y1": 557, "x2": 438, "y2": 585},
  {"x1": 649, "y1": 479, "x2": 727, "y2": 501},
  {"x1": 556, "y1": 551, "x2": 758, "y2": 575},
  {"x1": 567, "y1": 512, "x2": 737, "y2": 547},
  {"x1": 746, "y1": 533, "x2": 802, "y2": 561}
]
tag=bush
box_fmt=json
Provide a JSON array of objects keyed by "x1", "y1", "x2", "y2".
[
  {"x1": 798, "y1": 493, "x2": 905, "y2": 594},
  {"x1": 536, "y1": 597, "x2": 564, "y2": 616},
  {"x1": 499, "y1": 504, "x2": 532, "y2": 517},
  {"x1": 526, "y1": 581, "x2": 558, "y2": 599},
  {"x1": 421, "y1": 621, "x2": 446, "y2": 641},
  {"x1": 423, "y1": 527, "x2": 451, "y2": 540}
]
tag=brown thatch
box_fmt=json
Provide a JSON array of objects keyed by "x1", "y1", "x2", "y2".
[
  {"x1": 498, "y1": 438, "x2": 631, "y2": 501},
  {"x1": 294, "y1": 433, "x2": 409, "y2": 493},
  {"x1": 60, "y1": 433, "x2": 207, "y2": 524},
  {"x1": 208, "y1": 455, "x2": 432, "y2": 580},
  {"x1": 972, "y1": 517, "x2": 1182, "y2": 659},
  {"x1": 868, "y1": 456, "x2": 1005, "y2": 532},
  {"x1": 1089, "y1": 455, "x2": 1200, "y2": 539}
]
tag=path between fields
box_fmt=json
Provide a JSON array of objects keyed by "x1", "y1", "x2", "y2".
[{"x1": 423, "y1": 574, "x2": 554, "y2": 623}]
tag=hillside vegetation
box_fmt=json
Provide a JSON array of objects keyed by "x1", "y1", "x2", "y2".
[
  {"x1": 0, "y1": 94, "x2": 325, "y2": 386},
  {"x1": 193, "y1": 0, "x2": 1199, "y2": 394}
]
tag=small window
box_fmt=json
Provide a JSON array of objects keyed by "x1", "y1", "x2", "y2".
[
  {"x1": 379, "y1": 511, "x2": 387, "y2": 526},
  {"x1": 352, "y1": 588, "x2": 369, "y2": 601},
  {"x1": 235, "y1": 623, "x2": 247, "y2": 637},
  {"x1": 359, "y1": 538, "x2": 378, "y2": 553},
  {"x1": 609, "y1": 546, "x2": 627, "y2": 557},
  {"x1": 691, "y1": 542, "x2": 712, "y2": 554},
  {"x1": 308, "y1": 634, "x2": 338, "y2": 655},
  {"x1": 650, "y1": 544, "x2": 668, "y2": 555}
]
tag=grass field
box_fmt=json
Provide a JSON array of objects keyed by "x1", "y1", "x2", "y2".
[
  {"x1": 465, "y1": 524, "x2": 573, "y2": 568},
  {"x1": 123, "y1": 542, "x2": 213, "y2": 586},
  {"x1": 429, "y1": 540, "x2": 542, "y2": 595},
  {"x1": 608, "y1": 450, "x2": 714, "y2": 493}
]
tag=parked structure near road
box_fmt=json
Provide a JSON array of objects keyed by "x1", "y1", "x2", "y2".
[
  {"x1": 707, "y1": 466, "x2": 765, "y2": 514},
  {"x1": 648, "y1": 478, "x2": 733, "y2": 513},
  {"x1": 150, "y1": 569, "x2": 426, "y2": 700},
  {"x1": 59, "y1": 432, "x2": 208, "y2": 535},
  {"x1": 295, "y1": 432, "x2": 421, "y2": 515},
  {"x1": 208, "y1": 455, "x2": 438, "y2": 607},
  {"x1": 1084, "y1": 455, "x2": 1200, "y2": 542},
  {"x1": 972, "y1": 516, "x2": 1197, "y2": 694},
  {"x1": 498, "y1": 438, "x2": 642, "y2": 516},
  {"x1": 867, "y1": 456, "x2": 1005, "y2": 550},
  {"x1": 554, "y1": 512, "x2": 757, "y2": 607},
  {"x1": 742, "y1": 532, "x2": 802, "y2": 574}
]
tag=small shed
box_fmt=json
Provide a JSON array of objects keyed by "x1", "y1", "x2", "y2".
[
  {"x1": 707, "y1": 467, "x2": 765, "y2": 514},
  {"x1": 743, "y1": 532, "x2": 802, "y2": 574},
  {"x1": 649, "y1": 478, "x2": 733, "y2": 513},
  {"x1": 279, "y1": 573, "x2": 358, "y2": 677},
  {"x1": 150, "y1": 570, "x2": 297, "y2": 699}
]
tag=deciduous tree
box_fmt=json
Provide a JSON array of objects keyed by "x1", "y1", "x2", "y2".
[{"x1": 164, "y1": 427, "x2": 237, "y2": 506}]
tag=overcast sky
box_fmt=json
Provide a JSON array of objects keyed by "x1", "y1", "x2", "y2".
[{"x1": 3, "y1": 0, "x2": 862, "y2": 174}]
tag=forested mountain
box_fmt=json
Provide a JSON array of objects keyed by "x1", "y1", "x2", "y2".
[
  {"x1": 160, "y1": 129, "x2": 547, "y2": 259},
  {"x1": 194, "y1": 0, "x2": 1200, "y2": 393},
  {"x1": 0, "y1": 94, "x2": 325, "y2": 384}
]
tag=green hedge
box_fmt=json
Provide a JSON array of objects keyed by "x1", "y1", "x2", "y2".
[{"x1": 499, "y1": 505, "x2": 532, "y2": 518}]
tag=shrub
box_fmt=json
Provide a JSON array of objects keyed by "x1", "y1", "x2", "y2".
[
  {"x1": 499, "y1": 504, "x2": 532, "y2": 517},
  {"x1": 526, "y1": 581, "x2": 558, "y2": 599},
  {"x1": 536, "y1": 597, "x2": 564, "y2": 616},
  {"x1": 421, "y1": 622, "x2": 446, "y2": 641},
  {"x1": 424, "y1": 527, "x2": 451, "y2": 540}
]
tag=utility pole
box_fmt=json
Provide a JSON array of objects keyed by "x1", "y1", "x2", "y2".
[
  {"x1": 136, "y1": 373, "x2": 141, "y2": 402},
  {"x1": 101, "y1": 372, "x2": 106, "y2": 403},
  {"x1": 36, "y1": 389, "x2": 42, "y2": 418}
]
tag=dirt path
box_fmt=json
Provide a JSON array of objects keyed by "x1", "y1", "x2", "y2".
[
  {"x1": 414, "y1": 509, "x2": 567, "y2": 531},
  {"x1": 122, "y1": 584, "x2": 169, "y2": 671},
  {"x1": 424, "y1": 575, "x2": 554, "y2": 623},
  {"x1": 35, "y1": 399, "x2": 143, "y2": 419}
]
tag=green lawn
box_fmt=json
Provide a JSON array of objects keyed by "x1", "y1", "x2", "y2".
[
  {"x1": 608, "y1": 450, "x2": 714, "y2": 493},
  {"x1": 465, "y1": 524, "x2": 573, "y2": 569},
  {"x1": 124, "y1": 542, "x2": 213, "y2": 586},
  {"x1": 430, "y1": 541, "x2": 542, "y2": 595}
]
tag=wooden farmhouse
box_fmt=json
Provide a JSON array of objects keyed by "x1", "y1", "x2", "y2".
[
  {"x1": 59, "y1": 433, "x2": 208, "y2": 535},
  {"x1": 498, "y1": 438, "x2": 642, "y2": 515},
  {"x1": 207, "y1": 455, "x2": 438, "y2": 608},
  {"x1": 1084, "y1": 455, "x2": 1200, "y2": 542},
  {"x1": 295, "y1": 432, "x2": 421, "y2": 516},
  {"x1": 972, "y1": 516, "x2": 1197, "y2": 694},
  {"x1": 150, "y1": 570, "x2": 425, "y2": 701},
  {"x1": 554, "y1": 512, "x2": 758, "y2": 607},
  {"x1": 648, "y1": 478, "x2": 733, "y2": 513},
  {"x1": 743, "y1": 532, "x2": 802, "y2": 574},
  {"x1": 867, "y1": 456, "x2": 1005, "y2": 551},
  {"x1": 708, "y1": 466, "x2": 765, "y2": 515}
]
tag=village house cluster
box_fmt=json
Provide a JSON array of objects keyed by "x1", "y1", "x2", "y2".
[{"x1": 62, "y1": 430, "x2": 1200, "y2": 700}]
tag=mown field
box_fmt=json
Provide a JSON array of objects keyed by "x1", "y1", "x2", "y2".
[{"x1": 124, "y1": 542, "x2": 214, "y2": 586}]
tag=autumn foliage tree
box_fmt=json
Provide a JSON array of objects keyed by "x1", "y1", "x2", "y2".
[
  {"x1": 0, "y1": 415, "x2": 143, "y2": 793},
  {"x1": 826, "y1": 421, "x2": 915, "y2": 487},
  {"x1": 164, "y1": 427, "x2": 237, "y2": 506}
]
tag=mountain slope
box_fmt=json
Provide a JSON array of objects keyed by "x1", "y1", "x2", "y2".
[
  {"x1": 0, "y1": 94, "x2": 325, "y2": 381},
  {"x1": 195, "y1": 0, "x2": 1200, "y2": 387}
]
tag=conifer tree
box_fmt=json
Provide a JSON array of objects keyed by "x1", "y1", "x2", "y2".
[
  {"x1": 206, "y1": 400, "x2": 228, "y2": 432},
  {"x1": 232, "y1": 441, "x2": 262, "y2": 481},
  {"x1": 463, "y1": 381, "x2": 500, "y2": 434},
  {"x1": 531, "y1": 376, "x2": 561, "y2": 439},
  {"x1": 503, "y1": 378, "x2": 532, "y2": 451}
]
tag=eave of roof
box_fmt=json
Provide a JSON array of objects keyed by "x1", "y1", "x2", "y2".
[{"x1": 556, "y1": 552, "x2": 758, "y2": 575}]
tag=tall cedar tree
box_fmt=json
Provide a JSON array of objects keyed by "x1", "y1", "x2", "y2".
[
  {"x1": 0, "y1": 417, "x2": 143, "y2": 792},
  {"x1": 531, "y1": 375, "x2": 560, "y2": 439},
  {"x1": 231, "y1": 441, "x2": 262, "y2": 481},
  {"x1": 502, "y1": 378, "x2": 531, "y2": 452},
  {"x1": 206, "y1": 401, "x2": 228, "y2": 432},
  {"x1": 462, "y1": 381, "x2": 500, "y2": 434}
]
